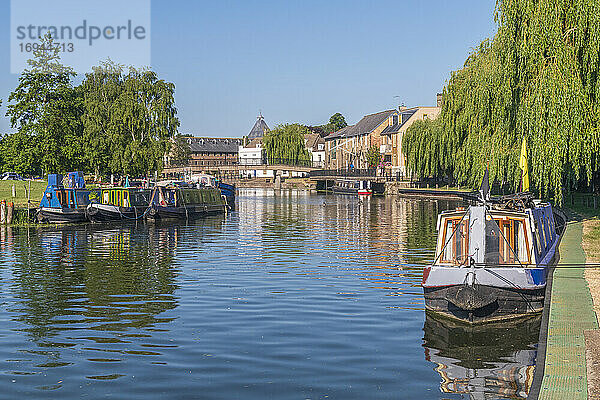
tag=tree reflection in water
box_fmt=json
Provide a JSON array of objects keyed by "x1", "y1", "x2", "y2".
[
  {"x1": 423, "y1": 313, "x2": 540, "y2": 399},
  {"x1": 6, "y1": 223, "x2": 187, "y2": 359}
]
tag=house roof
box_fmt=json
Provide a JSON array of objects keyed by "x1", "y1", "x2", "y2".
[
  {"x1": 324, "y1": 125, "x2": 352, "y2": 141},
  {"x1": 324, "y1": 110, "x2": 397, "y2": 141},
  {"x1": 304, "y1": 133, "x2": 325, "y2": 151},
  {"x1": 381, "y1": 108, "x2": 419, "y2": 135},
  {"x1": 248, "y1": 115, "x2": 270, "y2": 139},
  {"x1": 244, "y1": 137, "x2": 263, "y2": 148},
  {"x1": 187, "y1": 137, "x2": 243, "y2": 153}
]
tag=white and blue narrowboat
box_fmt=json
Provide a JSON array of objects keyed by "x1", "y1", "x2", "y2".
[{"x1": 422, "y1": 192, "x2": 564, "y2": 323}]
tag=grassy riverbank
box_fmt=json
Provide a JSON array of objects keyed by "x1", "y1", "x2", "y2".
[
  {"x1": 576, "y1": 195, "x2": 600, "y2": 321},
  {"x1": 570, "y1": 199, "x2": 600, "y2": 398},
  {"x1": 0, "y1": 180, "x2": 46, "y2": 207}
]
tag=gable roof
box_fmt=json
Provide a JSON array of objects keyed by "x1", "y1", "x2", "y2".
[
  {"x1": 381, "y1": 108, "x2": 418, "y2": 135},
  {"x1": 244, "y1": 137, "x2": 263, "y2": 148},
  {"x1": 304, "y1": 133, "x2": 325, "y2": 151},
  {"x1": 324, "y1": 125, "x2": 351, "y2": 141},
  {"x1": 248, "y1": 115, "x2": 270, "y2": 139},
  {"x1": 324, "y1": 110, "x2": 397, "y2": 141}
]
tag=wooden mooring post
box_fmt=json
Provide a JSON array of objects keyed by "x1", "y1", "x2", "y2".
[
  {"x1": 27, "y1": 180, "x2": 31, "y2": 222},
  {"x1": 6, "y1": 202, "x2": 13, "y2": 225},
  {"x1": 0, "y1": 200, "x2": 5, "y2": 224}
]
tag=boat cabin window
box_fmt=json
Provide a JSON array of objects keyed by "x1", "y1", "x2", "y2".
[
  {"x1": 438, "y1": 214, "x2": 531, "y2": 266},
  {"x1": 57, "y1": 190, "x2": 76, "y2": 208},
  {"x1": 538, "y1": 218, "x2": 547, "y2": 252},
  {"x1": 485, "y1": 217, "x2": 530, "y2": 265},
  {"x1": 440, "y1": 217, "x2": 469, "y2": 265},
  {"x1": 55, "y1": 190, "x2": 66, "y2": 207},
  {"x1": 75, "y1": 191, "x2": 91, "y2": 207},
  {"x1": 130, "y1": 191, "x2": 151, "y2": 207}
]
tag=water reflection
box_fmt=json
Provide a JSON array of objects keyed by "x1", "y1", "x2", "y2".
[
  {"x1": 1, "y1": 190, "x2": 531, "y2": 399},
  {"x1": 423, "y1": 313, "x2": 539, "y2": 399},
  {"x1": 4, "y1": 222, "x2": 197, "y2": 380}
]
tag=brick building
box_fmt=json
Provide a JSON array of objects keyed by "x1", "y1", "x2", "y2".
[
  {"x1": 163, "y1": 137, "x2": 243, "y2": 177},
  {"x1": 325, "y1": 110, "x2": 399, "y2": 170}
]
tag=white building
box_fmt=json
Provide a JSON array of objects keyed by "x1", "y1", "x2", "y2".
[
  {"x1": 305, "y1": 133, "x2": 325, "y2": 168},
  {"x1": 239, "y1": 138, "x2": 274, "y2": 178}
]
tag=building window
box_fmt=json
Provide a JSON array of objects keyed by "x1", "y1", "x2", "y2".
[{"x1": 392, "y1": 114, "x2": 398, "y2": 125}]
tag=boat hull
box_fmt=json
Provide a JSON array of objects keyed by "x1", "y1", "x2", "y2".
[
  {"x1": 87, "y1": 203, "x2": 147, "y2": 222},
  {"x1": 38, "y1": 207, "x2": 88, "y2": 224},
  {"x1": 424, "y1": 284, "x2": 546, "y2": 324},
  {"x1": 146, "y1": 204, "x2": 225, "y2": 221},
  {"x1": 218, "y1": 182, "x2": 236, "y2": 210},
  {"x1": 331, "y1": 187, "x2": 373, "y2": 196}
]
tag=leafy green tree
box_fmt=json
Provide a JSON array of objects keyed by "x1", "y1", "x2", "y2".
[
  {"x1": 402, "y1": 0, "x2": 600, "y2": 203},
  {"x1": 80, "y1": 59, "x2": 123, "y2": 177},
  {"x1": 81, "y1": 60, "x2": 180, "y2": 177},
  {"x1": 262, "y1": 123, "x2": 311, "y2": 166},
  {"x1": 168, "y1": 134, "x2": 192, "y2": 167},
  {"x1": 366, "y1": 145, "x2": 381, "y2": 169},
  {"x1": 4, "y1": 33, "x2": 82, "y2": 176},
  {"x1": 328, "y1": 113, "x2": 347, "y2": 131},
  {"x1": 321, "y1": 113, "x2": 348, "y2": 134}
]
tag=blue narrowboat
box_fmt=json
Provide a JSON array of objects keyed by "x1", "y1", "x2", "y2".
[
  {"x1": 217, "y1": 181, "x2": 236, "y2": 210},
  {"x1": 38, "y1": 173, "x2": 98, "y2": 224}
]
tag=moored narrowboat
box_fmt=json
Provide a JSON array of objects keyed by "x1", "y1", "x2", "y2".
[
  {"x1": 38, "y1": 173, "x2": 97, "y2": 224},
  {"x1": 146, "y1": 185, "x2": 226, "y2": 221},
  {"x1": 218, "y1": 181, "x2": 236, "y2": 210},
  {"x1": 422, "y1": 192, "x2": 564, "y2": 323},
  {"x1": 87, "y1": 187, "x2": 152, "y2": 222},
  {"x1": 190, "y1": 173, "x2": 236, "y2": 210},
  {"x1": 331, "y1": 179, "x2": 373, "y2": 196}
]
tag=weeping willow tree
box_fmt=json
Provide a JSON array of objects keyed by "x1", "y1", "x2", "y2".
[
  {"x1": 403, "y1": 0, "x2": 600, "y2": 203},
  {"x1": 262, "y1": 123, "x2": 311, "y2": 166}
]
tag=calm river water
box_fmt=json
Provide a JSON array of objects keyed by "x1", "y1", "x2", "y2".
[{"x1": 0, "y1": 189, "x2": 539, "y2": 399}]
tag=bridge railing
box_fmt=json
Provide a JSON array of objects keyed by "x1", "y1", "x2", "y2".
[
  {"x1": 309, "y1": 169, "x2": 408, "y2": 181},
  {"x1": 239, "y1": 158, "x2": 324, "y2": 168}
]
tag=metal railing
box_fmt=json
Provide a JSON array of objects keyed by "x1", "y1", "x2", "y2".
[
  {"x1": 309, "y1": 169, "x2": 408, "y2": 181},
  {"x1": 239, "y1": 158, "x2": 323, "y2": 168}
]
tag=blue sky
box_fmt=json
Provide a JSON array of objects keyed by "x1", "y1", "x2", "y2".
[{"x1": 0, "y1": 0, "x2": 497, "y2": 137}]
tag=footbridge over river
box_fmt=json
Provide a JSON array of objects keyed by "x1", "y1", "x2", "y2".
[{"x1": 308, "y1": 169, "x2": 409, "y2": 195}]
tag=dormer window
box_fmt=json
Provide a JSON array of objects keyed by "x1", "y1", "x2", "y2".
[{"x1": 392, "y1": 114, "x2": 399, "y2": 125}]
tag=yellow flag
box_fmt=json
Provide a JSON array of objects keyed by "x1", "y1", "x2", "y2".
[{"x1": 519, "y1": 136, "x2": 530, "y2": 192}]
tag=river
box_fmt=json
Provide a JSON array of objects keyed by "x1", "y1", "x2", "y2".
[{"x1": 0, "y1": 189, "x2": 539, "y2": 399}]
